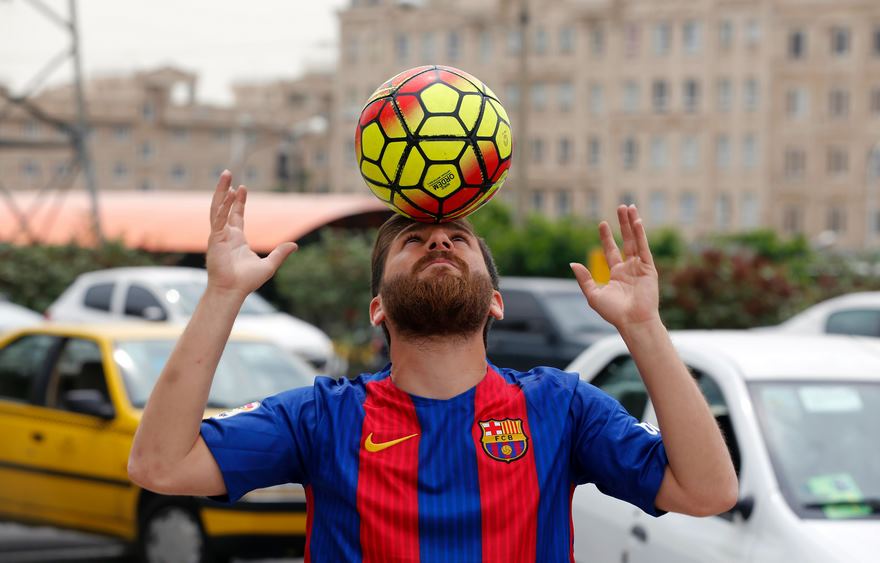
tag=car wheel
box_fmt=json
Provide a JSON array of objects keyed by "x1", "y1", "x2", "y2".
[{"x1": 138, "y1": 499, "x2": 220, "y2": 563}]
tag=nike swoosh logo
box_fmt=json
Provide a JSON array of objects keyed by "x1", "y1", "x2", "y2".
[{"x1": 364, "y1": 432, "x2": 419, "y2": 453}]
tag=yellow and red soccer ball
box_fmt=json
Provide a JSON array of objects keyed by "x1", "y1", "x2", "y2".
[{"x1": 355, "y1": 65, "x2": 512, "y2": 222}]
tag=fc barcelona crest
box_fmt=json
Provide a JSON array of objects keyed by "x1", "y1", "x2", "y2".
[{"x1": 478, "y1": 418, "x2": 528, "y2": 463}]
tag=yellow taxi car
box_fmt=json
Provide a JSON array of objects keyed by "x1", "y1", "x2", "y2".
[{"x1": 0, "y1": 323, "x2": 316, "y2": 563}]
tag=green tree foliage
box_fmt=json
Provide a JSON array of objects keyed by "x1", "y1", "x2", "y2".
[{"x1": 0, "y1": 241, "x2": 176, "y2": 313}]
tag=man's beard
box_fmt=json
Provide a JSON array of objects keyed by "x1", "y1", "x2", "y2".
[{"x1": 380, "y1": 251, "x2": 494, "y2": 340}]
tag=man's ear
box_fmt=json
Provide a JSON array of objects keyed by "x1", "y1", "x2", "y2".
[
  {"x1": 369, "y1": 295, "x2": 385, "y2": 326},
  {"x1": 488, "y1": 289, "x2": 503, "y2": 321}
]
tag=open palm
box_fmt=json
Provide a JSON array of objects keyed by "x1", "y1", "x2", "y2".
[
  {"x1": 571, "y1": 205, "x2": 660, "y2": 329},
  {"x1": 206, "y1": 171, "x2": 297, "y2": 299}
]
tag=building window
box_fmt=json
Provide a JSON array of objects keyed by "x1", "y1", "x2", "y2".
[
  {"x1": 679, "y1": 192, "x2": 698, "y2": 225},
  {"x1": 682, "y1": 136, "x2": 699, "y2": 171},
  {"x1": 21, "y1": 159, "x2": 40, "y2": 179},
  {"x1": 507, "y1": 29, "x2": 522, "y2": 56},
  {"x1": 623, "y1": 80, "x2": 640, "y2": 113},
  {"x1": 395, "y1": 33, "x2": 409, "y2": 63},
  {"x1": 558, "y1": 137, "x2": 572, "y2": 165},
  {"x1": 744, "y1": 78, "x2": 760, "y2": 111},
  {"x1": 789, "y1": 29, "x2": 806, "y2": 59},
  {"x1": 649, "y1": 191, "x2": 667, "y2": 224},
  {"x1": 653, "y1": 22, "x2": 672, "y2": 56},
  {"x1": 683, "y1": 21, "x2": 702, "y2": 55},
  {"x1": 650, "y1": 136, "x2": 667, "y2": 169},
  {"x1": 715, "y1": 193, "x2": 732, "y2": 230},
  {"x1": 534, "y1": 26, "x2": 548, "y2": 55},
  {"x1": 531, "y1": 138, "x2": 545, "y2": 164},
  {"x1": 828, "y1": 206, "x2": 847, "y2": 233},
  {"x1": 784, "y1": 148, "x2": 806, "y2": 179},
  {"x1": 558, "y1": 82, "x2": 574, "y2": 112},
  {"x1": 245, "y1": 166, "x2": 258, "y2": 182},
  {"x1": 421, "y1": 32, "x2": 435, "y2": 61},
  {"x1": 505, "y1": 84, "x2": 520, "y2": 107},
  {"x1": 559, "y1": 26, "x2": 576, "y2": 54},
  {"x1": 718, "y1": 20, "x2": 734, "y2": 51},
  {"x1": 783, "y1": 205, "x2": 803, "y2": 234},
  {"x1": 140, "y1": 141, "x2": 154, "y2": 161},
  {"x1": 829, "y1": 89, "x2": 850, "y2": 118},
  {"x1": 717, "y1": 78, "x2": 733, "y2": 112},
  {"x1": 447, "y1": 31, "x2": 460, "y2": 62},
  {"x1": 171, "y1": 127, "x2": 189, "y2": 143},
  {"x1": 113, "y1": 161, "x2": 128, "y2": 181},
  {"x1": 652, "y1": 80, "x2": 669, "y2": 113},
  {"x1": 683, "y1": 79, "x2": 700, "y2": 113},
  {"x1": 871, "y1": 88, "x2": 880, "y2": 115},
  {"x1": 831, "y1": 27, "x2": 850, "y2": 57},
  {"x1": 531, "y1": 190, "x2": 544, "y2": 212},
  {"x1": 620, "y1": 191, "x2": 636, "y2": 206},
  {"x1": 170, "y1": 164, "x2": 187, "y2": 183},
  {"x1": 479, "y1": 30, "x2": 493, "y2": 63},
  {"x1": 624, "y1": 23, "x2": 640, "y2": 57},
  {"x1": 590, "y1": 25, "x2": 605, "y2": 56},
  {"x1": 589, "y1": 83, "x2": 604, "y2": 115},
  {"x1": 827, "y1": 146, "x2": 849, "y2": 175},
  {"x1": 586, "y1": 191, "x2": 601, "y2": 220},
  {"x1": 786, "y1": 88, "x2": 809, "y2": 118},
  {"x1": 214, "y1": 128, "x2": 230, "y2": 142},
  {"x1": 346, "y1": 36, "x2": 360, "y2": 64},
  {"x1": 113, "y1": 125, "x2": 131, "y2": 141},
  {"x1": 142, "y1": 101, "x2": 155, "y2": 121},
  {"x1": 622, "y1": 137, "x2": 639, "y2": 170},
  {"x1": 556, "y1": 191, "x2": 571, "y2": 216},
  {"x1": 874, "y1": 27, "x2": 880, "y2": 56},
  {"x1": 588, "y1": 136, "x2": 601, "y2": 168},
  {"x1": 741, "y1": 193, "x2": 760, "y2": 228},
  {"x1": 531, "y1": 82, "x2": 547, "y2": 111},
  {"x1": 716, "y1": 135, "x2": 731, "y2": 170},
  {"x1": 23, "y1": 120, "x2": 40, "y2": 137},
  {"x1": 745, "y1": 19, "x2": 762, "y2": 47},
  {"x1": 743, "y1": 134, "x2": 759, "y2": 169}
]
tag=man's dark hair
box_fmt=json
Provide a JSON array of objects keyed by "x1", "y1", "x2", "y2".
[{"x1": 370, "y1": 214, "x2": 500, "y2": 348}]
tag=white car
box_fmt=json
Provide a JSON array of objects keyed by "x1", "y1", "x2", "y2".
[
  {"x1": 772, "y1": 292, "x2": 880, "y2": 337},
  {"x1": 46, "y1": 267, "x2": 345, "y2": 375},
  {"x1": 0, "y1": 301, "x2": 42, "y2": 333},
  {"x1": 567, "y1": 331, "x2": 880, "y2": 563}
]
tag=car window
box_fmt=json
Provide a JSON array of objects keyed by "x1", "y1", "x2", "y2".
[
  {"x1": 0, "y1": 335, "x2": 58, "y2": 402},
  {"x1": 826, "y1": 309, "x2": 880, "y2": 337},
  {"x1": 83, "y1": 283, "x2": 114, "y2": 312},
  {"x1": 47, "y1": 338, "x2": 111, "y2": 411},
  {"x1": 125, "y1": 284, "x2": 167, "y2": 320},
  {"x1": 160, "y1": 281, "x2": 275, "y2": 316},
  {"x1": 543, "y1": 291, "x2": 615, "y2": 334},
  {"x1": 590, "y1": 355, "x2": 648, "y2": 418},
  {"x1": 494, "y1": 290, "x2": 549, "y2": 333}
]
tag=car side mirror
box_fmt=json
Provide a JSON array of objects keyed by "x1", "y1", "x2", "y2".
[
  {"x1": 142, "y1": 306, "x2": 166, "y2": 322},
  {"x1": 719, "y1": 495, "x2": 754, "y2": 522},
  {"x1": 63, "y1": 389, "x2": 115, "y2": 419}
]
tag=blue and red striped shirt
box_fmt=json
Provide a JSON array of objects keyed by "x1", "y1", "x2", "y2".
[{"x1": 200, "y1": 364, "x2": 668, "y2": 562}]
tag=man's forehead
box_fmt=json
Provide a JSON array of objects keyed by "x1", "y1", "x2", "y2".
[{"x1": 394, "y1": 220, "x2": 475, "y2": 240}]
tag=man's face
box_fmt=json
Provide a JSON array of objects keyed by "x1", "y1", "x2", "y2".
[{"x1": 373, "y1": 222, "x2": 502, "y2": 339}]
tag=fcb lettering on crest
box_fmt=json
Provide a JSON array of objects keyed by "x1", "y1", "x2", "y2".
[{"x1": 478, "y1": 418, "x2": 528, "y2": 463}]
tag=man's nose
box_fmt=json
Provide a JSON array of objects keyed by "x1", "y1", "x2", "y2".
[{"x1": 427, "y1": 229, "x2": 453, "y2": 250}]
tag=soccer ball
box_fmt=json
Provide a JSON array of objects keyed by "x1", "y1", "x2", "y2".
[{"x1": 355, "y1": 65, "x2": 513, "y2": 223}]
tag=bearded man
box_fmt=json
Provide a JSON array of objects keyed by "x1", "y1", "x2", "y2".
[{"x1": 129, "y1": 171, "x2": 737, "y2": 562}]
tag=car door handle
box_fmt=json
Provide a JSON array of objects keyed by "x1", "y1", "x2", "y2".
[
  {"x1": 630, "y1": 524, "x2": 648, "y2": 543},
  {"x1": 31, "y1": 431, "x2": 44, "y2": 443}
]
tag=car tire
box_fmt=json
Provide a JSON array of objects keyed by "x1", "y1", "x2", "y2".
[{"x1": 137, "y1": 498, "x2": 226, "y2": 563}]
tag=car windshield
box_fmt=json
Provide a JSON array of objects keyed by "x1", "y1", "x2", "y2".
[
  {"x1": 543, "y1": 292, "x2": 615, "y2": 334},
  {"x1": 750, "y1": 381, "x2": 880, "y2": 520},
  {"x1": 160, "y1": 281, "x2": 276, "y2": 316},
  {"x1": 114, "y1": 339, "x2": 316, "y2": 408}
]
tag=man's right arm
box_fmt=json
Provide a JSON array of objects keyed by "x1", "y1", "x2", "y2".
[{"x1": 127, "y1": 171, "x2": 296, "y2": 496}]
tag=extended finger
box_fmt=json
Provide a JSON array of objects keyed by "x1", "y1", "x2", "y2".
[
  {"x1": 210, "y1": 170, "x2": 232, "y2": 221},
  {"x1": 570, "y1": 262, "x2": 600, "y2": 304},
  {"x1": 599, "y1": 221, "x2": 623, "y2": 267},
  {"x1": 229, "y1": 186, "x2": 247, "y2": 229},
  {"x1": 618, "y1": 205, "x2": 636, "y2": 259},
  {"x1": 265, "y1": 241, "x2": 298, "y2": 272},
  {"x1": 630, "y1": 209, "x2": 655, "y2": 267},
  {"x1": 211, "y1": 187, "x2": 236, "y2": 233}
]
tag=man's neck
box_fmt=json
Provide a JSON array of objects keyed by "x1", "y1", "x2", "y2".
[{"x1": 387, "y1": 331, "x2": 488, "y2": 400}]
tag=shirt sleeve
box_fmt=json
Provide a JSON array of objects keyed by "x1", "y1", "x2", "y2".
[
  {"x1": 199, "y1": 385, "x2": 319, "y2": 503},
  {"x1": 569, "y1": 380, "x2": 668, "y2": 517}
]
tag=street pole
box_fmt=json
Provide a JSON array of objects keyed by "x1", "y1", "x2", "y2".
[
  {"x1": 69, "y1": 0, "x2": 103, "y2": 244},
  {"x1": 865, "y1": 141, "x2": 880, "y2": 250}
]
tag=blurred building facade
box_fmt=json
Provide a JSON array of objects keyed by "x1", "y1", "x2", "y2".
[
  {"x1": 332, "y1": 0, "x2": 880, "y2": 249},
  {"x1": 0, "y1": 67, "x2": 332, "y2": 195}
]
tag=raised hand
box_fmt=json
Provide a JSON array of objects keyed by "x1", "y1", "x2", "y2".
[
  {"x1": 206, "y1": 171, "x2": 298, "y2": 299},
  {"x1": 570, "y1": 205, "x2": 660, "y2": 330}
]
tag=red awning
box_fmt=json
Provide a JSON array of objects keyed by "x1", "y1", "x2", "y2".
[{"x1": 0, "y1": 190, "x2": 391, "y2": 253}]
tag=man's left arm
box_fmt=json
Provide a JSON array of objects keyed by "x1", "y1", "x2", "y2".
[{"x1": 571, "y1": 204, "x2": 738, "y2": 517}]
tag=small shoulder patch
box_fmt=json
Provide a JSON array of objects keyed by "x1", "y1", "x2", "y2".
[{"x1": 214, "y1": 401, "x2": 261, "y2": 420}]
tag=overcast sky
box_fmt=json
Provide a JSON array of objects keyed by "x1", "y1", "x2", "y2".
[{"x1": 1, "y1": 0, "x2": 348, "y2": 105}]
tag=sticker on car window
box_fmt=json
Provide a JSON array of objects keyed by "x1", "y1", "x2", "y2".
[
  {"x1": 213, "y1": 401, "x2": 261, "y2": 419},
  {"x1": 798, "y1": 386, "x2": 862, "y2": 413},
  {"x1": 807, "y1": 473, "x2": 872, "y2": 519}
]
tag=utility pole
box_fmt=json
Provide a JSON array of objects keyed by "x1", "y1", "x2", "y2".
[
  {"x1": 514, "y1": 0, "x2": 530, "y2": 226},
  {"x1": 69, "y1": 0, "x2": 102, "y2": 244}
]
